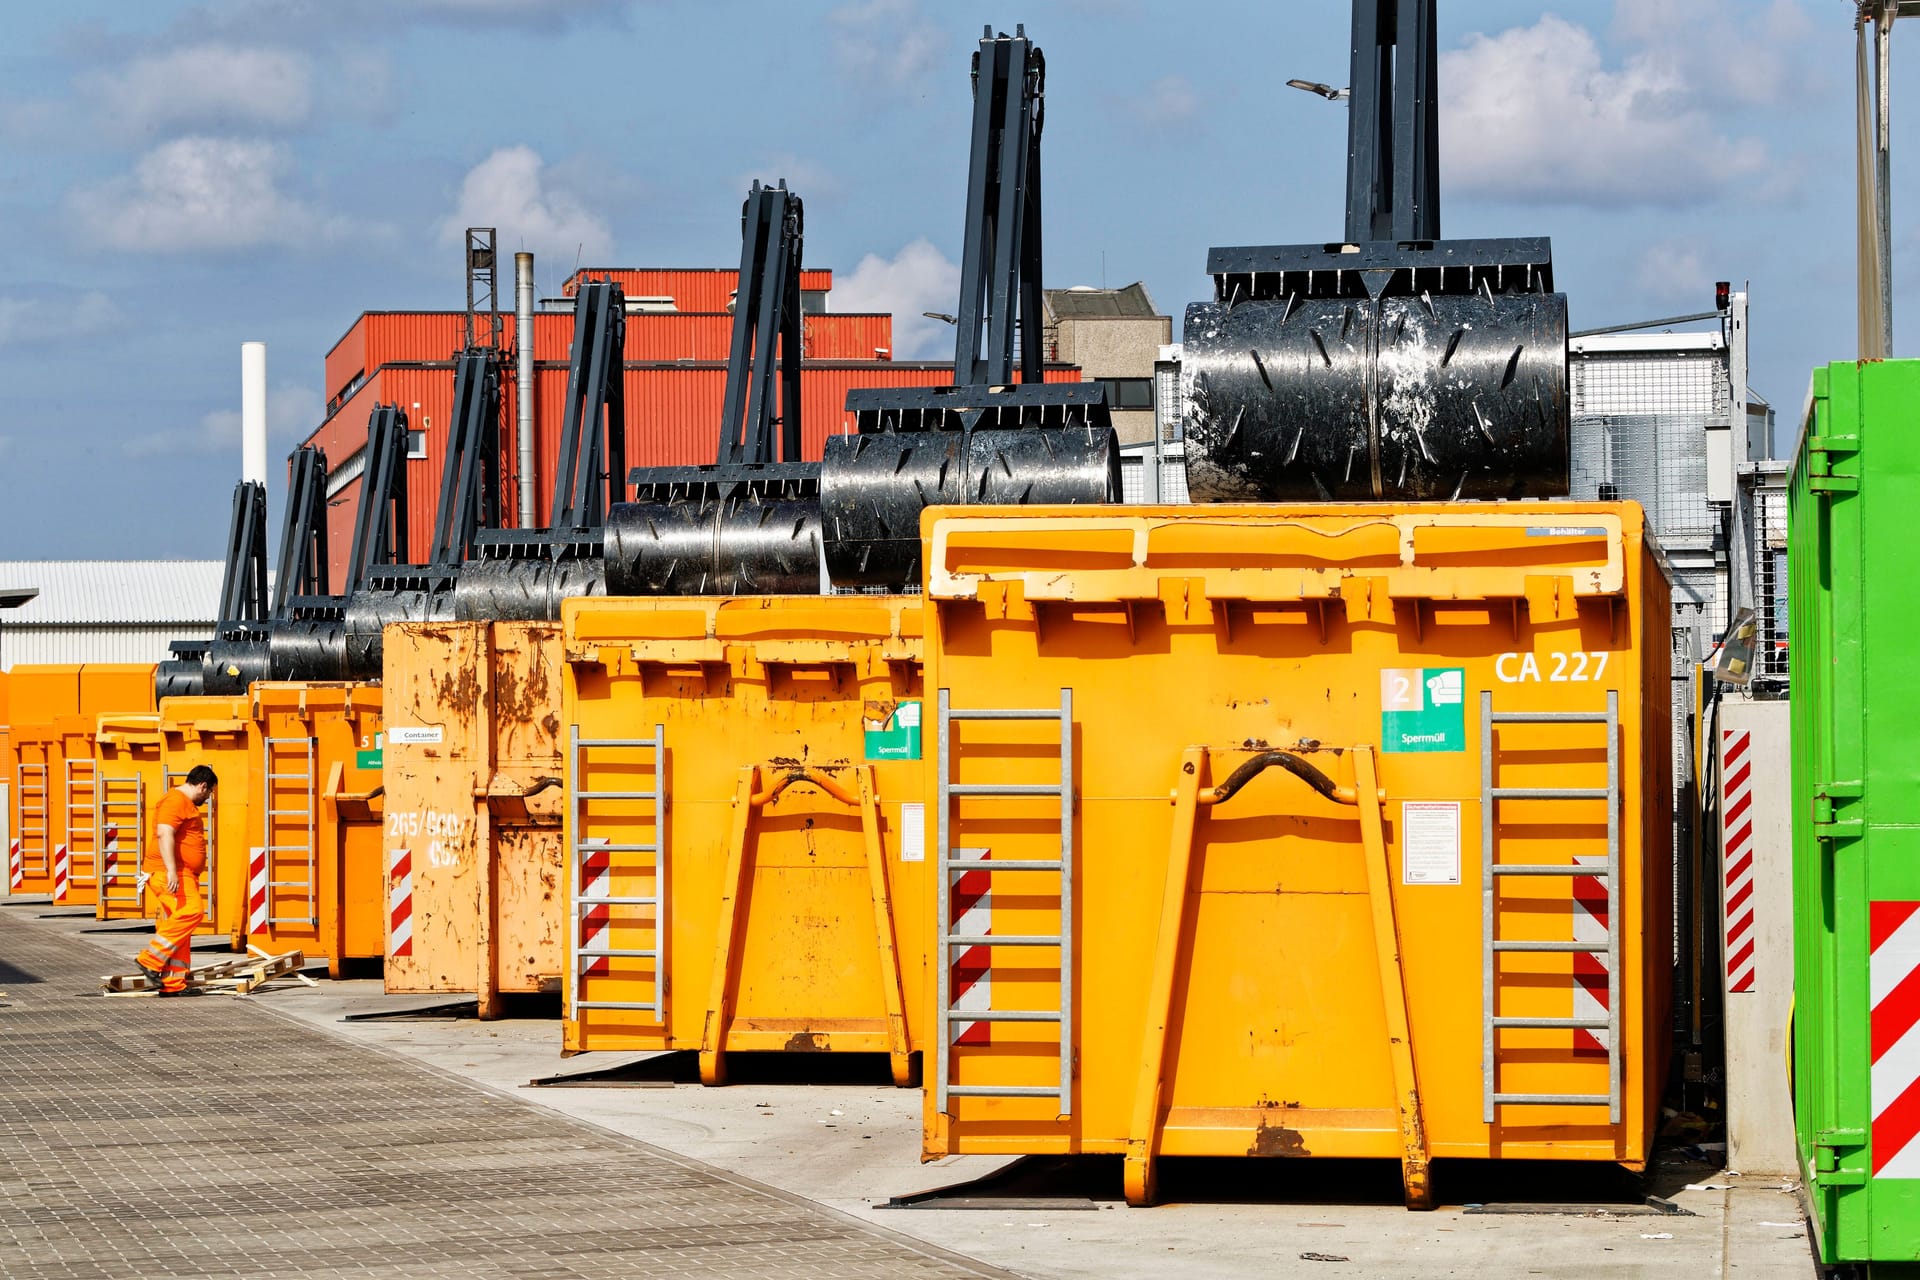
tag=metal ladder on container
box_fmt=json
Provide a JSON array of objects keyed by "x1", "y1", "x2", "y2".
[
  {"x1": 263, "y1": 736, "x2": 318, "y2": 927},
  {"x1": 97, "y1": 774, "x2": 146, "y2": 913},
  {"x1": 64, "y1": 758, "x2": 99, "y2": 890},
  {"x1": 16, "y1": 764, "x2": 49, "y2": 880},
  {"x1": 1481, "y1": 690, "x2": 1622, "y2": 1124},
  {"x1": 567, "y1": 724, "x2": 667, "y2": 1022},
  {"x1": 934, "y1": 688, "x2": 1074, "y2": 1116}
]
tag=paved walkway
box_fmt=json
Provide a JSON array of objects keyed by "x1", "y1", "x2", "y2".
[{"x1": 0, "y1": 909, "x2": 1003, "y2": 1280}]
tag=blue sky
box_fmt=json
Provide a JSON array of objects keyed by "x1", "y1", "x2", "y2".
[{"x1": 0, "y1": 0, "x2": 1910, "y2": 557}]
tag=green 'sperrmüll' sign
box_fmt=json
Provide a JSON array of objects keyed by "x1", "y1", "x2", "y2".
[
  {"x1": 864, "y1": 700, "x2": 922, "y2": 760},
  {"x1": 1380, "y1": 668, "x2": 1465, "y2": 753}
]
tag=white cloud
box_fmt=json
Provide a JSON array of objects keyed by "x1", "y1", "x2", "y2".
[
  {"x1": 1611, "y1": 0, "x2": 1819, "y2": 108},
  {"x1": 395, "y1": 0, "x2": 627, "y2": 21},
  {"x1": 1439, "y1": 14, "x2": 1771, "y2": 208},
  {"x1": 830, "y1": 0, "x2": 947, "y2": 91},
  {"x1": 441, "y1": 146, "x2": 612, "y2": 266},
  {"x1": 125, "y1": 382, "x2": 324, "y2": 458},
  {"x1": 85, "y1": 44, "x2": 313, "y2": 135},
  {"x1": 830, "y1": 239, "x2": 960, "y2": 360},
  {"x1": 0, "y1": 291, "x2": 122, "y2": 346},
  {"x1": 71, "y1": 137, "x2": 343, "y2": 252},
  {"x1": 1127, "y1": 75, "x2": 1199, "y2": 129},
  {"x1": 1633, "y1": 239, "x2": 1712, "y2": 306}
]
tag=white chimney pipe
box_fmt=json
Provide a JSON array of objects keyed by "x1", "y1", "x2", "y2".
[
  {"x1": 515, "y1": 252, "x2": 537, "y2": 528},
  {"x1": 241, "y1": 341, "x2": 268, "y2": 488}
]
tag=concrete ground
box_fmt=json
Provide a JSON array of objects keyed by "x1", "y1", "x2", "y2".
[{"x1": 5, "y1": 902, "x2": 1817, "y2": 1279}]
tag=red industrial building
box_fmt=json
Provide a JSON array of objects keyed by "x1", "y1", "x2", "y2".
[{"x1": 302, "y1": 267, "x2": 1081, "y2": 588}]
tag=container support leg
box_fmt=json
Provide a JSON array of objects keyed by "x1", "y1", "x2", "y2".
[
  {"x1": 700, "y1": 766, "x2": 758, "y2": 1087},
  {"x1": 1124, "y1": 746, "x2": 1207, "y2": 1208},
  {"x1": 1354, "y1": 746, "x2": 1431, "y2": 1209},
  {"x1": 856, "y1": 766, "x2": 913, "y2": 1087}
]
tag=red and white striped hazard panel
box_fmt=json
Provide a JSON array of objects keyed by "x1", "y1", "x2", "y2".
[
  {"x1": 1872, "y1": 901, "x2": 1920, "y2": 1178},
  {"x1": 579, "y1": 837, "x2": 611, "y2": 978},
  {"x1": 52, "y1": 842, "x2": 69, "y2": 903},
  {"x1": 951, "y1": 857, "x2": 992, "y2": 1047},
  {"x1": 388, "y1": 845, "x2": 414, "y2": 958},
  {"x1": 1573, "y1": 853, "x2": 1609, "y2": 1055},
  {"x1": 247, "y1": 846, "x2": 268, "y2": 934},
  {"x1": 8, "y1": 837, "x2": 21, "y2": 891},
  {"x1": 1722, "y1": 730, "x2": 1757, "y2": 994}
]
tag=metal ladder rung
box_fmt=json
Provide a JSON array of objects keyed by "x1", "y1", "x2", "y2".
[
  {"x1": 573, "y1": 736, "x2": 662, "y2": 748},
  {"x1": 945, "y1": 1085, "x2": 1064, "y2": 1099},
  {"x1": 947, "y1": 783, "x2": 1065, "y2": 798},
  {"x1": 943, "y1": 934, "x2": 1061, "y2": 948},
  {"x1": 579, "y1": 842, "x2": 658, "y2": 853},
  {"x1": 576, "y1": 895, "x2": 659, "y2": 907},
  {"x1": 265, "y1": 772, "x2": 313, "y2": 781},
  {"x1": 944, "y1": 1009, "x2": 1061, "y2": 1023},
  {"x1": 947, "y1": 859, "x2": 1063, "y2": 874},
  {"x1": 1489, "y1": 787, "x2": 1609, "y2": 800},
  {"x1": 1493, "y1": 1016, "x2": 1610, "y2": 1030},
  {"x1": 1492, "y1": 1092, "x2": 1614, "y2": 1107},
  {"x1": 944, "y1": 708, "x2": 1067, "y2": 722},
  {"x1": 574, "y1": 1000, "x2": 663, "y2": 1012},
  {"x1": 266, "y1": 809, "x2": 313, "y2": 818},
  {"x1": 1491, "y1": 864, "x2": 1612, "y2": 877},
  {"x1": 1493, "y1": 940, "x2": 1609, "y2": 953},
  {"x1": 1489, "y1": 711, "x2": 1612, "y2": 724},
  {"x1": 575, "y1": 946, "x2": 659, "y2": 960}
]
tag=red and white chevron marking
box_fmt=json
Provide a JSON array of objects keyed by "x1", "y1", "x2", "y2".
[
  {"x1": 1871, "y1": 901, "x2": 1920, "y2": 1177},
  {"x1": 100, "y1": 825, "x2": 121, "y2": 899},
  {"x1": 951, "y1": 859, "x2": 992, "y2": 1047},
  {"x1": 51, "y1": 842, "x2": 69, "y2": 903},
  {"x1": 8, "y1": 837, "x2": 20, "y2": 891},
  {"x1": 579, "y1": 837, "x2": 611, "y2": 978},
  {"x1": 1722, "y1": 729, "x2": 1757, "y2": 994},
  {"x1": 388, "y1": 845, "x2": 414, "y2": 958},
  {"x1": 247, "y1": 846, "x2": 268, "y2": 934},
  {"x1": 1573, "y1": 853, "x2": 1610, "y2": 1055}
]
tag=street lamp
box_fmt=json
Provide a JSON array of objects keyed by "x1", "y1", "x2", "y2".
[
  {"x1": 1285, "y1": 78, "x2": 1349, "y2": 101},
  {"x1": 922, "y1": 311, "x2": 958, "y2": 325}
]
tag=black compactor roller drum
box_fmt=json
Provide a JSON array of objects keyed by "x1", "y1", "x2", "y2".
[
  {"x1": 200, "y1": 631, "x2": 272, "y2": 696},
  {"x1": 268, "y1": 615, "x2": 351, "y2": 683},
  {"x1": 605, "y1": 468, "x2": 824, "y2": 597},
  {"x1": 1182, "y1": 288, "x2": 1568, "y2": 502},
  {"x1": 342, "y1": 584, "x2": 457, "y2": 681},
  {"x1": 817, "y1": 426, "x2": 1122, "y2": 590},
  {"x1": 452, "y1": 552, "x2": 606, "y2": 621}
]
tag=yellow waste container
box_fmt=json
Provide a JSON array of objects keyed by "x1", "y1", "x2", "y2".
[
  {"x1": 159, "y1": 695, "x2": 254, "y2": 943},
  {"x1": 381, "y1": 620, "x2": 568, "y2": 1017},
  {"x1": 916, "y1": 504, "x2": 1674, "y2": 1208},
  {"x1": 561, "y1": 595, "x2": 927, "y2": 1085},
  {"x1": 246, "y1": 682, "x2": 385, "y2": 974}
]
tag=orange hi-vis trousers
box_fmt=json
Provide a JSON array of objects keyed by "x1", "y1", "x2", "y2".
[{"x1": 137, "y1": 872, "x2": 205, "y2": 993}]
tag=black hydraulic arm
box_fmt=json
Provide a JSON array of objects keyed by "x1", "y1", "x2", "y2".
[
  {"x1": 345, "y1": 403, "x2": 411, "y2": 590},
  {"x1": 215, "y1": 480, "x2": 270, "y2": 627},
  {"x1": 271, "y1": 446, "x2": 330, "y2": 611},
  {"x1": 429, "y1": 348, "x2": 503, "y2": 567},
  {"x1": 550, "y1": 280, "x2": 627, "y2": 531},
  {"x1": 718, "y1": 180, "x2": 804, "y2": 466},
  {"x1": 952, "y1": 25, "x2": 1046, "y2": 388},
  {"x1": 1345, "y1": 0, "x2": 1440, "y2": 244}
]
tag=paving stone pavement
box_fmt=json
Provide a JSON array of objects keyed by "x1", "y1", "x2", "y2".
[{"x1": 0, "y1": 910, "x2": 1008, "y2": 1280}]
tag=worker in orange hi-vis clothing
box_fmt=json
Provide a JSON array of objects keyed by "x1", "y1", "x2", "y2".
[{"x1": 135, "y1": 765, "x2": 218, "y2": 997}]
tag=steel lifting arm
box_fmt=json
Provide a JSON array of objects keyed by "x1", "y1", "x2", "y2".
[
  {"x1": 1345, "y1": 0, "x2": 1440, "y2": 244},
  {"x1": 273, "y1": 447, "x2": 331, "y2": 611},
  {"x1": 718, "y1": 180, "x2": 805, "y2": 467},
  {"x1": 430, "y1": 348, "x2": 504, "y2": 568},
  {"x1": 551, "y1": 280, "x2": 627, "y2": 532},
  {"x1": 345, "y1": 403, "x2": 412, "y2": 590},
  {"x1": 215, "y1": 480, "x2": 271, "y2": 627}
]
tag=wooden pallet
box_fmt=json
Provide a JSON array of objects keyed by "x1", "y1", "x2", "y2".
[{"x1": 102, "y1": 948, "x2": 312, "y2": 996}]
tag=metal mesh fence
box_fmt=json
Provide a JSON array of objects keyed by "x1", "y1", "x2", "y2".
[
  {"x1": 1570, "y1": 348, "x2": 1730, "y2": 550},
  {"x1": 1120, "y1": 445, "x2": 1191, "y2": 504},
  {"x1": 1750, "y1": 478, "x2": 1791, "y2": 682}
]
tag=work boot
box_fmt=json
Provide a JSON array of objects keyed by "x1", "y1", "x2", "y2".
[
  {"x1": 156, "y1": 986, "x2": 203, "y2": 999},
  {"x1": 136, "y1": 962, "x2": 165, "y2": 991}
]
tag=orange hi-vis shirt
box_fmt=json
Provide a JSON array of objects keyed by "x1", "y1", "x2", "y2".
[{"x1": 151, "y1": 789, "x2": 208, "y2": 874}]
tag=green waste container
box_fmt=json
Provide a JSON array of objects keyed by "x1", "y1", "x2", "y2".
[{"x1": 1792, "y1": 358, "x2": 1920, "y2": 1269}]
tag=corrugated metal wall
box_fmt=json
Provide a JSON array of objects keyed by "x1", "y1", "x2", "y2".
[{"x1": 1, "y1": 626, "x2": 210, "y2": 670}]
